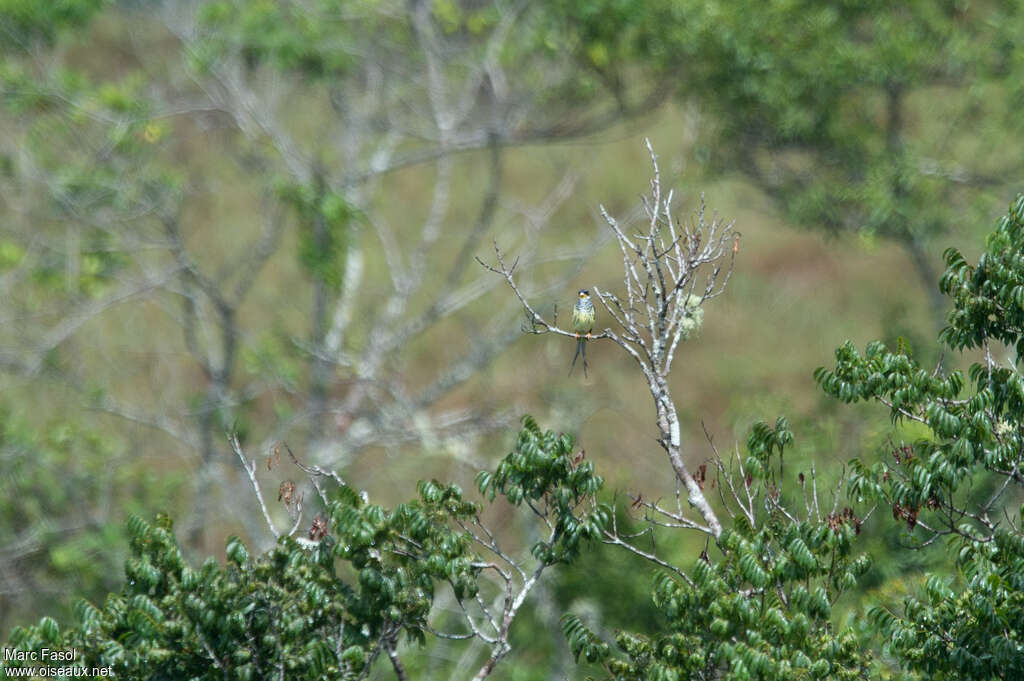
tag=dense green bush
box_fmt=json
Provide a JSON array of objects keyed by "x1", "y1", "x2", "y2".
[
  {"x1": 4, "y1": 416, "x2": 606, "y2": 679},
  {"x1": 562, "y1": 418, "x2": 871, "y2": 681},
  {"x1": 817, "y1": 195, "x2": 1024, "y2": 679}
]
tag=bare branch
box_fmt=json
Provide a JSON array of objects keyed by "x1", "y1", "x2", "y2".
[
  {"x1": 229, "y1": 431, "x2": 280, "y2": 540},
  {"x1": 483, "y1": 140, "x2": 738, "y2": 539}
]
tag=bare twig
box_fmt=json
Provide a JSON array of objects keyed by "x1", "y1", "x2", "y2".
[{"x1": 229, "y1": 431, "x2": 280, "y2": 540}]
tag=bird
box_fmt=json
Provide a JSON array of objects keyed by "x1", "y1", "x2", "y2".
[{"x1": 569, "y1": 289, "x2": 595, "y2": 377}]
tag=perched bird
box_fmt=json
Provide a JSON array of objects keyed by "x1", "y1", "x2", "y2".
[{"x1": 569, "y1": 289, "x2": 595, "y2": 377}]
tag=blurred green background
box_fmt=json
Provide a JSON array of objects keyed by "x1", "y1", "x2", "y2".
[{"x1": 1, "y1": 0, "x2": 1022, "y2": 678}]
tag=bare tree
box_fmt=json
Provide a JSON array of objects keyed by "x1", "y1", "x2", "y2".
[
  {"x1": 1, "y1": 0, "x2": 658, "y2": 553},
  {"x1": 481, "y1": 140, "x2": 738, "y2": 538}
]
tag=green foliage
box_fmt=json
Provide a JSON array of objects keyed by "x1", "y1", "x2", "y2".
[
  {"x1": 9, "y1": 513, "x2": 363, "y2": 679},
  {"x1": 745, "y1": 416, "x2": 794, "y2": 475},
  {"x1": 940, "y1": 194, "x2": 1024, "y2": 360},
  {"x1": 477, "y1": 414, "x2": 608, "y2": 564},
  {"x1": 195, "y1": 0, "x2": 365, "y2": 77},
  {"x1": 4, "y1": 488, "x2": 483, "y2": 678},
  {"x1": 866, "y1": 531, "x2": 1024, "y2": 681},
  {"x1": 328, "y1": 478, "x2": 482, "y2": 634},
  {"x1": 241, "y1": 330, "x2": 303, "y2": 391},
  {"x1": 281, "y1": 178, "x2": 359, "y2": 291},
  {"x1": 190, "y1": 0, "x2": 663, "y2": 141},
  {"x1": 0, "y1": 0, "x2": 107, "y2": 49},
  {"x1": 4, "y1": 416, "x2": 605, "y2": 678},
  {"x1": 0, "y1": 49, "x2": 175, "y2": 300},
  {"x1": 545, "y1": 0, "x2": 1023, "y2": 320},
  {"x1": 563, "y1": 420, "x2": 870, "y2": 681},
  {"x1": 0, "y1": 408, "x2": 180, "y2": 637},
  {"x1": 815, "y1": 196, "x2": 1024, "y2": 679}
]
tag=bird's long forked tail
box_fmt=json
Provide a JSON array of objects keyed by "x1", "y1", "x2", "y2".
[{"x1": 569, "y1": 336, "x2": 588, "y2": 378}]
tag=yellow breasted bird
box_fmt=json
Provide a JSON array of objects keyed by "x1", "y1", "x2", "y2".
[{"x1": 569, "y1": 289, "x2": 595, "y2": 377}]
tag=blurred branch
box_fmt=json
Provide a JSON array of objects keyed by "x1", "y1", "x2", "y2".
[{"x1": 1, "y1": 0, "x2": 662, "y2": 557}]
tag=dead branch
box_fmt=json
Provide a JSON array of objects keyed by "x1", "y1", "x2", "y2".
[{"x1": 482, "y1": 140, "x2": 739, "y2": 539}]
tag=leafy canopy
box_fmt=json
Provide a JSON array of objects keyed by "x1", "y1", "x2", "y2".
[
  {"x1": 815, "y1": 195, "x2": 1024, "y2": 679},
  {"x1": 5, "y1": 416, "x2": 606, "y2": 679}
]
